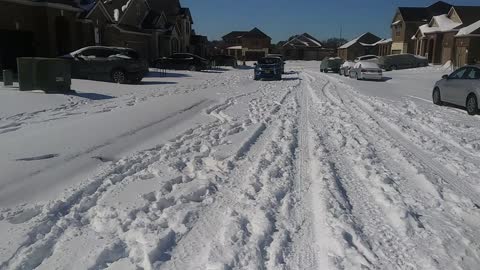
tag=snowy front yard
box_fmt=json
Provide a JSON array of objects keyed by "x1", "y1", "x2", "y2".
[{"x1": 1, "y1": 62, "x2": 479, "y2": 270}]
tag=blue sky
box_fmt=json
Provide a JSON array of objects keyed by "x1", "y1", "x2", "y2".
[{"x1": 182, "y1": 0, "x2": 480, "y2": 43}]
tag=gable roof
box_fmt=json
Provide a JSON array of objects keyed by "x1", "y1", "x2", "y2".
[
  {"x1": 417, "y1": 14, "x2": 462, "y2": 36},
  {"x1": 398, "y1": 1, "x2": 452, "y2": 22},
  {"x1": 282, "y1": 33, "x2": 323, "y2": 48},
  {"x1": 179, "y1": 7, "x2": 193, "y2": 24},
  {"x1": 223, "y1": 28, "x2": 271, "y2": 40},
  {"x1": 339, "y1": 32, "x2": 381, "y2": 49},
  {"x1": 243, "y1": 28, "x2": 271, "y2": 39},
  {"x1": 222, "y1": 31, "x2": 249, "y2": 40},
  {"x1": 84, "y1": 0, "x2": 114, "y2": 22},
  {"x1": 102, "y1": 0, "x2": 129, "y2": 21},
  {"x1": 451, "y1": 6, "x2": 480, "y2": 27}
]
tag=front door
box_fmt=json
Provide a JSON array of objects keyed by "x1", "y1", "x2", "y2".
[{"x1": 456, "y1": 47, "x2": 467, "y2": 67}]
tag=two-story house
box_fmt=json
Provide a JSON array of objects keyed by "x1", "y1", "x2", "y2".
[
  {"x1": 412, "y1": 5, "x2": 480, "y2": 66},
  {"x1": 223, "y1": 28, "x2": 271, "y2": 61},
  {"x1": 0, "y1": 0, "x2": 199, "y2": 71},
  {"x1": 84, "y1": 0, "x2": 194, "y2": 60},
  {"x1": 390, "y1": 1, "x2": 452, "y2": 55}
]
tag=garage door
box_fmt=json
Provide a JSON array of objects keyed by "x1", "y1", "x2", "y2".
[{"x1": 0, "y1": 30, "x2": 35, "y2": 71}]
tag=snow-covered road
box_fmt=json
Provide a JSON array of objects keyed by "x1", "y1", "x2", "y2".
[{"x1": 1, "y1": 62, "x2": 479, "y2": 270}]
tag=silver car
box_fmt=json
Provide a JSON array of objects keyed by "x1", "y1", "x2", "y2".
[
  {"x1": 433, "y1": 65, "x2": 480, "y2": 115},
  {"x1": 349, "y1": 61, "x2": 383, "y2": 81}
]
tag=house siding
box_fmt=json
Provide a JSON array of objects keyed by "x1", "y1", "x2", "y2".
[{"x1": 0, "y1": 1, "x2": 89, "y2": 70}]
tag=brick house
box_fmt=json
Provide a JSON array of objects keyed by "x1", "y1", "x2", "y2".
[
  {"x1": 412, "y1": 6, "x2": 480, "y2": 66},
  {"x1": 337, "y1": 32, "x2": 382, "y2": 60},
  {"x1": 0, "y1": 0, "x2": 87, "y2": 70},
  {"x1": 0, "y1": 0, "x2": 202, "y2": 71},
  {"x1": 85, "y1": 0, "x2": 195, "y2": 60},
  {"x1": 390, "y1": 1, "x2": 452, "y2": 55},
  {"x1": 281, "y1": 33, "x2": 334, "y2": 60},
  {"x1": 223, "y1": 28, "x2": 271, "y2": 61}
]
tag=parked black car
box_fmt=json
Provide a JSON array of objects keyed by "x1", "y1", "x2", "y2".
[
  {"x1": 60, "y1": 46, "x2": 148, "y2": 84},
  {"x1": 254, "y1": 57, "x2": 283, "y2": 81},
  {"x1": 154, "y1": 53, "x2": 210, "y2": 71},
  {"x1": 379, "y1": 54, "x2": 428, "y2": 71},
  {"x1": 211, "y1": 55, "x2": 238, "y2": 67}
]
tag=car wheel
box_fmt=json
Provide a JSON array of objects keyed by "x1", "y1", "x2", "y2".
[
  {"x1": 432, "y1": 88, "x2": 443, "y2": 106},
  {"x1": 111, "y1": 69, "x2": 127, "y2": 84},
  {"x1": 389, "y1": 65, "x2": 397, "y2": 71},
  {"x1": 188, "y1": 65, "x2": 197, "y2": 71},
  {"x1": 466, "y1": 94, "x2": 478, "y2": 115}
]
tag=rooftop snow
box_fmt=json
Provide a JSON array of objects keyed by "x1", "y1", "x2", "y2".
[{"x1": 456, "y1": 19, "x2": 480, "y2": 36}]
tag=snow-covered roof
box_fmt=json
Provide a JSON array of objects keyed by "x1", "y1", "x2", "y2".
[
  {"x1": 374, "y1": 38, "x2": 392, "y2": 45},
  {"x1": 456, "y1": 19, "x2": 480, "y2": 36},
  {"x1": 391, "y1": 20, "x2": 402, "y2": 26},
  {"x1": 227, "y1": 46, "x2": 242, "y2": 50},
  {"x1": 434, "y1": 14, "x2": 461, "y2": 30},
  {"x1": 339, "y1": 34, "x2": 364, "y2": 49},
  {"x1": 414, "y1": 14, "x2": 462, "y2": 39},
  {"x1": 282, "y1": 33, "x2": 323, "y2": 48}
]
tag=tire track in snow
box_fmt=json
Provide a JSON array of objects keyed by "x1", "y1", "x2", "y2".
[
  {"x1": 303, "y1": 71, "x2": 420, "y2": 269},
  {"x1": 307, "y1": 70, "x2": 480, "y2": 269}
]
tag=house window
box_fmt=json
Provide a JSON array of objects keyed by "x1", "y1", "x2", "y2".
[
  {"x1": 395, "y1": 24, "x2": 402, "y2": 37},
  {"x1": 94, "y1": 27, "x2": 100, "y2": 45}
]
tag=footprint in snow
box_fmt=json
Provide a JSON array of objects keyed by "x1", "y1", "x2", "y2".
[
  {"x1": 6, "y1": 206, "x2": 42, "y2": 224},
  {"x1": 16, "y1": 154, "x2": 59, "y2": 161}
]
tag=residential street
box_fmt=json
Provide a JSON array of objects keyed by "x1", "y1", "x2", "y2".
[{"x1": 1, "y1": 62, "x2": 480, "y2": 270}]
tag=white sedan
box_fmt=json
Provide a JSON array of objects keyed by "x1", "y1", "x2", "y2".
[
  {"x1": 349, "y1": 61, "x2": 383, "y2": 81},
  {"x1": 433, "y1": 65, "x2": 480, "y2": 115}
]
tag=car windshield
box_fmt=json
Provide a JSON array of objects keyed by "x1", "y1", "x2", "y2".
[{"x1": 258, "y1": 58, "x2": 280, "y2": 64}]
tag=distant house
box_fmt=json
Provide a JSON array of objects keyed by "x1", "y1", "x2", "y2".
[
  {"x1": 337, "y1": 32, "x2": 382, "y2": 60},
  {"x1": 222, "y1": 28, "x2": 271, "y2": 60},
  {"x1": 412, "y1": 6, "x2": 480, "y2": 65},
  {"x1": 280, "y1": 33, "x2": 333, "y2": 60},
  {"x1": 390, "y1": 1, "x2": 452, "y2": 55}
]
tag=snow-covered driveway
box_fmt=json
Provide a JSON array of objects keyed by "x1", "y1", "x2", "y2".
[{"x1": 1, "y1": 62, "x2": 479, "y2": 270}]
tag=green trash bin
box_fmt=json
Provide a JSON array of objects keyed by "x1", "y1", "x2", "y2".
[{"x1": 17, "y1": 57, "x2": 71, "y2": 93}]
